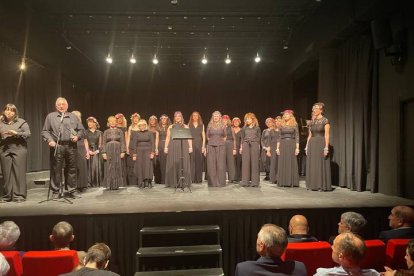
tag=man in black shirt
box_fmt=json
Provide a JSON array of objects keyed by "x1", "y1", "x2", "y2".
[{"x1": 41, "y1": 97, "x2": 84, "y2": 193}]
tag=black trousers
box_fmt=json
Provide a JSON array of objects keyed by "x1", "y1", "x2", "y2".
[
  {"x1": 50, "y1": 143, "x2": 77, "y2": 191},
  {"x1": 0, "y1": 144, "x2": 27, "y2": 200}
]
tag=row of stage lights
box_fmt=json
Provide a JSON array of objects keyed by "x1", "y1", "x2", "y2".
[{"x1": 105, "y1": 52, "x2": 262, "y2": 65}]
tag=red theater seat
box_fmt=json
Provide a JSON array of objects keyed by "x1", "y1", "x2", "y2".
[
  {"x1": 1, "y1": 251, "x2": 23, "y2": 276},
  {"x1": 22, "y1": 250, "x2": 79, "y2": 276},
  {"x1": 361, "y1": 240, "x2": 385, "y2": 271},
  {"x1": 385, "y1": 239, "x2": 410, "y2": 269},
  {"x1": 283, "y1": 241, "x2": 335, "y2": 276}
]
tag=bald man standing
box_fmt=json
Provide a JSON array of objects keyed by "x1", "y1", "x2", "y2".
[{"x1": 287, "y1": 215, "x2": 318, "y2": 243}]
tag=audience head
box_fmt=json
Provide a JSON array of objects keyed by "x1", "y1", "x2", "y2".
[
  {"x1": 49, "y1": 221, "x2": 74, "y2": 249},
  {"x1": 389, "y1": 205, "x2": 414, "y2": 229},
  {"x1": 0, "y1": 221, "x2": 20, "y2": 250},
  {"x1": 405, "y1": 239, "x2": 414, "y2": 269},
  {"x1": 256, "y1": 224, "x2": 288, "y2": 258},
  {"x1": 338, "y1": 212, "x2": 367, "y2": 235},
  {"x1": 0, "y1": 253, "x2": 10, "y2": 276},
  {"x1": 331, "y1": 233, "x2": 366, "y2": 269},
  {"x1": 84, "y1": 243, "x2": 112, "y2": 270},
  {"x1": 289, "y1": 215, "x2": 310, "y2": 235}
]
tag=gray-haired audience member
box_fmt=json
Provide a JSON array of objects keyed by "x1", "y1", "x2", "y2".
[
  {"x1": 50, "y1": 221, "x2": 75, "y2": 250},
  {"x1": 0, "y1": 252, "x2": 10, "y2": 276},
  {"x1": 379, "y1": 205, "x2": 414, "y2": 243},
  {"x1": 59, "y1": 243, "x2": 120, "y2": 276},
  {"x1": 288, "y1": 215, "x2": 318, "y2": 243},
  {"x1": 235, "y1": 223, "x2": 307, "y2": 276},
  {"x1": 0, "y1": 221, "x2": 20, "y2": 250},
  {"x1": 315, "y1": 232, "x2": 379, "y2": 276},
  {"x1": 329, "y1": 211, "x2": 367, "y2": 244}
]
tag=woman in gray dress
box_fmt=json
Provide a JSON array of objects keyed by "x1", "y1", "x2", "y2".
[
  {"x1": 232, "y1": 117, "x2": 242, "y2": 182},
  {"x1": 276, "y1": 110, "x2": 299, "y2": 187},
  {"x1": 188, "y1": 111, "x2": 205, "y2": 183},
  {"x1": 305, "y1": 102, "x2": 332, "y2": 191},
  {"x1": 115, "y1": 113, "x2": 128, "y2": 186},
  {"x1": 102, "y1": 116, "x2": 126, "y2": 190},
  {"x1": 84, "y1": 117, "x2": 103, "y2": 187},
  {"x1": 0, "y1": 104, "x2": 30, "y2": 202},
  {"x1": 157, "y1": 114, "x2": 171, "y2": 184},
  {"x1": 261, "y1": 118, "x2": 275, "y2": 181},
  {"x1": 126, "y1": 113, "x2": 140, "y2": 186},
  {"x1": 223, "y1": 115, "x2": 237, "y2": 183},
  {"x1": 206, "y1": 111, "x2": 227, "y2": 187},
  {"x1": 148, "y1": 115, "x2": 160, "y2": 184},
  {"x1": 164, "y1": 111, "x2": 193, "y2": 188},
  {"x1": 72, "y1": 111, "x2": 88, "y2": 191},
  {"x1": 130, "y1": 119, "x2": 155, "y2": 188},
  {"x1": 240, "y1": 113, "x2": 261, "y2": 187},
  {"x1": 269, "y1": 116, "x2": 281, "y2": 184}
]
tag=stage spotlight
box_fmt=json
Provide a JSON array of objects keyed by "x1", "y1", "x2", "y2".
[
  {"x1": 106, "y1": 54, "x2": 113, "y2": 64},
  {"x1": 254, "y1": 53, "x2": 261, "y2": 63},
  {"x1": 152, "y1": 54, "x2": 159, "y2": 65},
  {"x1": 129, "y1": 54, "x2": 136, "y2": 64},
  {"x1": 19, "y1": 60, "x2": 26, "y2": 71},
  {"x1": 201, "y1": 54, "x2": 208, "y2": 64},
  {"x1": 225, "y1": 53, "x2": 231, "y2": 64}
]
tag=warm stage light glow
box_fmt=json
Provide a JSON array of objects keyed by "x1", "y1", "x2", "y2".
[
  {"x1": 254, "y1": 53, "x2": 261, "y2": 63},
  {"x1": 152, "y1": 54, "x2": 159, "y2": 65},
  {"x1": 19, "y1": 61, "x2": 26, "y2": 70},
  {"x1": 201, "y1": 54, "x2": 208, "y2": 64},
  {"x1": 225, "y1": 53, "x2": 231, "y2": 64},
  {"x1": 130, "y1": 54, "x2": 136, "y2": 64},
  {"x1": 106, "y1": 54, "x2": 113, "y2": 64}
]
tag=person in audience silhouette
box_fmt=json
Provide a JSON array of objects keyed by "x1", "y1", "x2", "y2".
[
  {"x1": 235, "y1": 223, "x2": 307, "y2": 275},
  {"x1": 315, "y1": 232, "x2": 379, "y2": 276},
  {"x1": 0, "y1": 221, "x2": 20, "y2": 251},
  {"x1": 60, "y1": 243, "x2": 119, "y2": 276},
  {"x1": 329, "y1": 211, "x2": 367, "y2": 244},
  {"x1": 0, "y1": 252, "x2": 10, "y2": 276},
  {"x1": 287, "y1": 215, "x2": 318, "y2": 243},
  {"x1": 383, "y1": 238, "x2": 414, "y2": 276},
  {"x1": 379, "y1": 206, "x2": 414, "y2": 243}
]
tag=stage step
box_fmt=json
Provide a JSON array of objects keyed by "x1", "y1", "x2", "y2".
[
  {"x1": 134, "y1": 267, "x2": 224, "y2": 276},
  {"x1": 136, "y1": 245, "x2": 222, "y2": 271},
  {"x1": 139, "y1": 225, "x2": 220, "y2": 246}
]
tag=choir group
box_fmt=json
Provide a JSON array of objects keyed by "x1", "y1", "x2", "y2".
[{"x1": 0, "y1": 98, "x2": 332, "y2": 203}]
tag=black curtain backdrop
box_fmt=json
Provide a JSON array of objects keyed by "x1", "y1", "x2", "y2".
[
  {"x1": 319, "y1": 36, "x2": 379, "y2": 192},
  {"x1": 7, "y1": 207, "x2": 390, "y2": 276}
]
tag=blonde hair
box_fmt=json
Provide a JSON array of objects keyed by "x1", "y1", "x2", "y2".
[
  {"x1": 72, "y1": 111, "x2": 81, "y2": 121},
  {"x1": 281, "y1": 112, "x2": 298, "y2": 127},
  {"x1": 107, "y1": 116, "x2": 116, "y2": 127},
  {"x1": 137, "y1": 119, "x2": 148, "y2": 130},
  {"x1": 244, "y1": 112, "x2": 259, "y2": 127},
  {"x1": 207, "y1": 111, "x2": 224, "y2": 129}
]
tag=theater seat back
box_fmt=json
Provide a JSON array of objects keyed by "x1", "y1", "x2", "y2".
[
  {"x1": 1, "y1": 251, "x2": 23, "y2": 276},
  {"x1": 385, "y1": 239, "x2": 409, "y2": 269},
  {"x1": 361, "y1": 240, "x2": 385, "y2": 271},
  {"x1": 284, "y1": 241, "x2": 335, "y2": 276},
  {"x1": 22, "y1": 250, "x2": 79, "y2": 276}
]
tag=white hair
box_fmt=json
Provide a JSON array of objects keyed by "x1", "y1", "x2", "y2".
[
  {"x1": 55, "y1": 97, "x2": 68, "y2": 105},
  {"x1": 0, "y1": 221, "x2": 20, "y2": 250},
  {"x1": 0, "y1": 253, "x2": 10, "y2": 276}
]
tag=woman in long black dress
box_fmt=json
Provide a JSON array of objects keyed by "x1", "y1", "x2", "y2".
[
  {"x1": 305, "y1": 102, "x2": 332, "y2": 191},
  {"x1": 188, "y1": 111, "x2": 205, "y2": 183},
  {"x1": 0, "y1": 104, "x2": 30, "y2": 203},
  {"x1": 206, "y1": 111, "x2": 227, "y2": 187},
  {"x1": 232, "y1": 117, "x2": 242, "y2": 183},
  {"x1": 261, "y1": 118, "x2": 275, "y2": 181},
  {"x1": 148, "y1": 115, "x2": 160, "y2": 184},
  {"x1": 126, "y1": 113, "x2": 140, "y2": 186},
  {"x1": 269, "y1": 116, "x2": 281, "y2": 184},
  {"x1": 157, "y1": 114, "x2": 171, "y2": 184},
  {"x1": 115, "y1": 113, "x2": 128, "y2": 186},
  {"x1": 84, "y1": 117, "x2": 103, "y2": 187},
  {"x1": 276, "y1": 110, "x2": 299, "y2": 187},
  {"x1": 72, "y1": 111, "x2": 88, "y2": 191},
  {"x1": 130, "y1": 119, "x2": 155, "y2": 188},
  {"x1": 164, "y1": 111, "x2": 193, "y2": 188},
  {"x1": 102, "y1": 116, "x2": 126, "y2": 190},
  {"x1": 222, "y1": 115, "x2": 237, "y2": 184},
  {"x1": 240, "y1": 113, "x2": 261, "y2": 187}
]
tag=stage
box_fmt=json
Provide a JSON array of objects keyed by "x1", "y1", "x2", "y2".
[
  {"x1": 0, "y1": 177, "x2": 411, "y2": 216},
  {"x1": 1, "y1": 175, "x2": 413, "y2": 276}
]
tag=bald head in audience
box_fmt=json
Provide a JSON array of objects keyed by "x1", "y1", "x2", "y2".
[
  {"x1": 50, "y1": 221, "x2": 74, "y2": 250},
  {"x1": 288, "y1": 215, "x2": 318, "y2": 243}
]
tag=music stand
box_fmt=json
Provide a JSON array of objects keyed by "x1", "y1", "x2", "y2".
[{"x1": 171, "y1": 127, "x2": 193, "y2": 193}]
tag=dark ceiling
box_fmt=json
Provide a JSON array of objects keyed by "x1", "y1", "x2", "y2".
[{"x1": 0, "y1": 0, "x2": 321, "y2": 66}]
